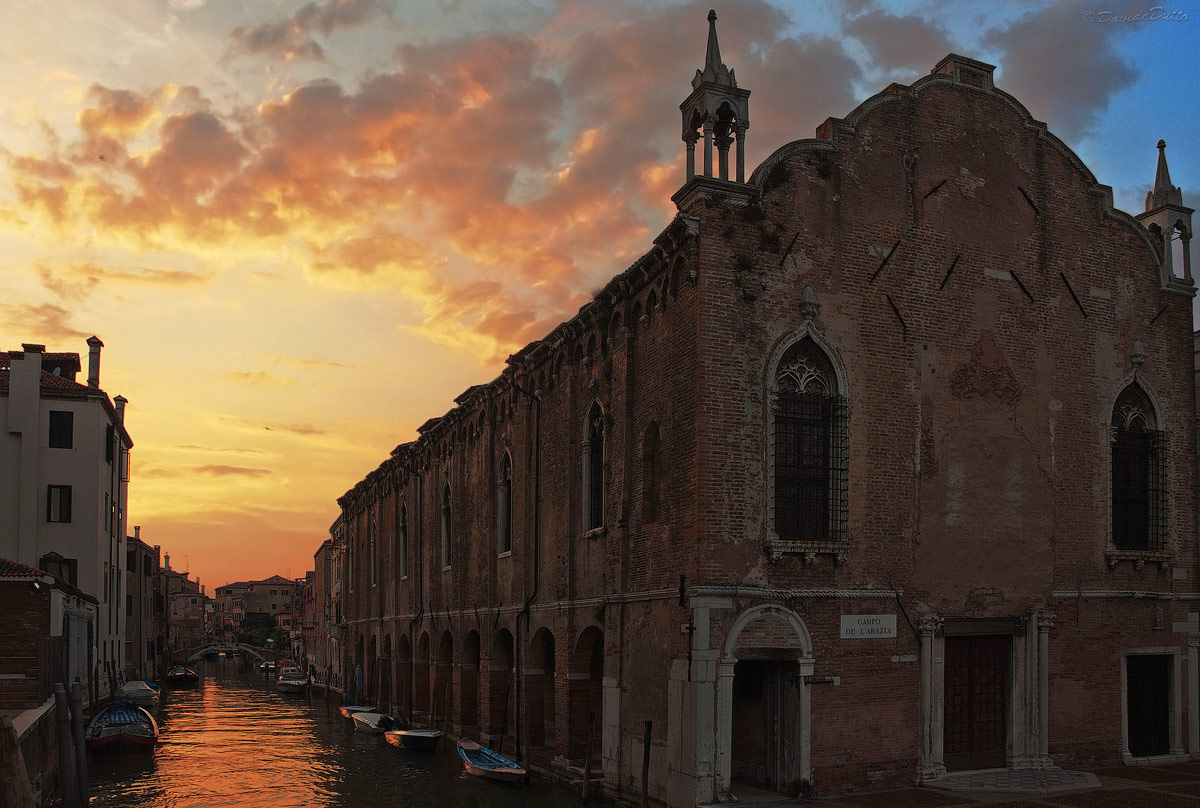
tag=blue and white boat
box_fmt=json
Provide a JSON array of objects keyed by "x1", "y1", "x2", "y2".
[
  {"x1": 457, "y1": 738, "x2": 526, "y2": 782},
  {"x1": 85, "y1": 701, "x2": 159, "y2": 754}
]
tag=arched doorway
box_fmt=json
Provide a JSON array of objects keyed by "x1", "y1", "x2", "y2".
[
  {"x1": 568, "y1": 627, "x2": 604, "y2": 764},
  {"x1": 461, "y1": 631, "x2": 481, "y2": 735},
  {"x1": 367, "y1": 635, "x2": 378, "y2": 705},
  {"x1": 528, "y1": 627, "x2": 556, "y2": 750},
  {"x1": 433, "y1": 631, "x2": 454, "y2": 733},
  {"x1": 415, "y1": 631, "x2": 431, "y2": 721},
  {"x1": 381, "y1": 634, "x2": 393, "y2": 714},
  {"x1": 490, "y1": 629, "x2": 514, "y2": 752},
  {"x1": 717, "y1": 605, "x2": 814, "y2": 798},
  {"x1": 396, "y1": 634, "x2": 412, "y2": 717}
]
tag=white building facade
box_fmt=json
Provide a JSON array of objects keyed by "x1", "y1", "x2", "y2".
[{"x1": 1, "y1": 339, "x2": 133, "y2": 686}]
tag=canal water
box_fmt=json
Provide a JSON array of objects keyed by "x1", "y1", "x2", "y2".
[{"x1": 89, "y1": 657, "x2": 581, "y2": 808}]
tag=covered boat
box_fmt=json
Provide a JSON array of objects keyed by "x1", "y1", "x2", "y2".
[
  {"x1": 115, "y1": 679, "x2": 160, "y2": 712},
  {"x1": 276, "y1": 666, "x2": 309, "y2": 693},
  {"x1": 164, "y1": 666, "x2": 199, "y2": 686},
  {"x1": 385, "y1": 728, "x2": 442, "y2": 752},
  {"x1": 338, "y1": 704, "x2": 374, "y2": 719},
  {"x1": 349, "y1": 712, "x2": 402, "y2": 734},
  {"x1": 457, "y1": 738, "x2": 526, "y2": 782},
  {"x1": 85, "y1": 701, "x2": 159, "y2": 754}
]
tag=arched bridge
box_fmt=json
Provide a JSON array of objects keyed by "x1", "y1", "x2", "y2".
[{"x1": 174, "y1": 642, "x2": 281, "y2": 664}]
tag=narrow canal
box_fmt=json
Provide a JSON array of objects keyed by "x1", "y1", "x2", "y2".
[{"x1": 89, "y1": 657, "x2": 581, "y2": 807}]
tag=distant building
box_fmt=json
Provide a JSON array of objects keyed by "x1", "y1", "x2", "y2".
[
  {"x1": 0, "y1": 557, "x2": 97, "y2": 709},
  {"x1": 124, "y1": 527, "x2": 165, "y2": 678},
  {"x1": 0, "y1": 338, "x2": 133, "y2": 689},
  {"x1": 214, "y1": 580, "x2": 251, "y2": 639},
  {"x1": 163, "y1": 555, "x2": 206, "y2": 652}
]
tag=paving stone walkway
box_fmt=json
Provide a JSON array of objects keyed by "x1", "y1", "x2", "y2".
[{"x1": 708, "y1": 761, "x2": 1200, "y2": 808}]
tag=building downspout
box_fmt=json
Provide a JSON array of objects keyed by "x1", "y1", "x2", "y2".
[{"x1": 513, "y1": 383, "x2": 541, "y2": 763}]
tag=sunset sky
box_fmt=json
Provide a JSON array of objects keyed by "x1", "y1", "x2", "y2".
[{"x1": 1, "y1": 0, "x2": 1196, "y2": 590}]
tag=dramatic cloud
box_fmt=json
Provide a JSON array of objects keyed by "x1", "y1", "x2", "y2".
[
  {"x1": 0, "y1": 302, "x2": 90, "y2": 340},
  {"x1": 230, "y1": 0, "x2": 384, "y2": 62},
  {"x1": 229, "y1": 371, "x2": 296, "y2": 386},
  {"x1": 845, "y1": 11, "x2": 957, "y2": 72},
  {"x1": 196, "y1": 464, "x2": 272, "y2": 477},
  {"x1": 985, "y1": 0, "x2": 1138, "y2": 141}
]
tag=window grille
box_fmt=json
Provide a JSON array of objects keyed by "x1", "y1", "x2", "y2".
[{"x1": 774, "y1": 393, "x2": 848, "y2": 542}]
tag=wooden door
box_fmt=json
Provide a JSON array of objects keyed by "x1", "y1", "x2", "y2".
[
  {"x1": 944, "y1": 635, "x2": 1009, "y2": 771},
  {"x1": 1127, "y1": 654, "x2": 1170, "y2": 757}
]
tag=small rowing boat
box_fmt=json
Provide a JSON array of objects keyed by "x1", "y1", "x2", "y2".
[
  {"x1": 385, "y1": 728, "x2": 442, "y2": 752},
  {"x1": 339, "y1": 704, "x2": 374, "y2": 719},
  {"x1": 115, "y1": 679, "x2": 160, "y2": 712},
  {"x1": 276, "y1": 666, "x2": 309, "y2": 693},
  {"x1": 85, "y1": 701, "x2": 159, "y2": 754},
  {"x1": 457, "y1": 738, "x2": 526, "y2": 782},
  {"x1": 350, "y1": 712, "x2": 403, "y2": 734},
  {"x1": 164, "y1": 666, "x2": 198, "y2": 687}
]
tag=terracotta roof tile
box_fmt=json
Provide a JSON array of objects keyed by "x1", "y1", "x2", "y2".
[
  {"x1": 0, "y1": 558, "x2": 43, "y2": 578},
  {"x1": 0, "y1": 369, "x2": 94, "y2": 394}
]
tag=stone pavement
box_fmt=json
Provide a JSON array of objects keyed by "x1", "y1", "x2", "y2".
[{"x1": 715, "y1": 761, "x2": 1200, "y2": 808}]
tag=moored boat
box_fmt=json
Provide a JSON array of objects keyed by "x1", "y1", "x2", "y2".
[
  {"x1": 457, "y1": 738, "x2": 526, "y2": 782},
  {"x1": 164, "y1": 666, "x2": 199, "y2": 687},
  {"x1": 385, "y1": 728, "x2": 442, "y2": 752},
  {"x1": 85, "y1": 701, "x2": 159, "y2": 754},
  {"x1": 276, "y1": 666, "x2": 309, "y2": 693},
  {"x1": 115, "y1": 679, "x2": 160, "y2": 712},
  {"x1": 339, "y1": 703, "x2": 374, "y2": 719},
  {"x1": 349, "y1": 711, "x2": 402, "y2": 734}
]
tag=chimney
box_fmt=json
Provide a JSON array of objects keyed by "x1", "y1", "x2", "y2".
[
  {"x1": 86, "y1": 336, "x2": 104, "y2": 388},
  {"x1": 164, "y1": 553, "x2": 170, "y2": 571},
  {"x1": 114, "y1": 395, "x2": 127, "y2": 422},
  {"x1": 134, "y1": 526, "x2": 141, "y2": 541}
]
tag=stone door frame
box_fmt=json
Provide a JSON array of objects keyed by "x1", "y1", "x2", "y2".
[{"x1": 715, "y1": 604, "x2": 815, "y2": 798}]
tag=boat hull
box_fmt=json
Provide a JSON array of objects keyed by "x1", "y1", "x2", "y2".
[
  {"x1": 457, "y1": 739, "x2": 526, "y2": 782},
  {"x1": 276, "y1": 681, "x2": 308, "y2": 693},
  {"x1": 85, "y1": 702, "x2": 158, "y2": 755},
  {"x1": 339, "y1": 705, "x2": 373, "y2": 718},
  {"x1": 384, "y1": 729, "x2": 442, "y2": 752}
]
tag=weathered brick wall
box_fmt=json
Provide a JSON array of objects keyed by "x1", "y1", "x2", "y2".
[{"x1": 0, "y1": 582, "x2": 51, "y2": 709}]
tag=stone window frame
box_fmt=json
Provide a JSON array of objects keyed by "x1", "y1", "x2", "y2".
[
  {"x1": 398, "y1": 502, "x2": 409, "y2": 580},
  {"x1": 368, "y1": 507, "x2": 377, "y2": 587},
  {"x1": 1105, "y1": 374, "x2": 1171, "y2": 570},
  {"x1": 441, "y1": 480, "x2": 453, "y2": 569},
  {"x1": 497, "y1": 450, "x2": 514, "y2": 555},
  {"x1": 764, "y1": 323, "x2": 850, "y2": 563},
  {"x1": 581, "y1": 400, "x2": 606, "y2": 538}
]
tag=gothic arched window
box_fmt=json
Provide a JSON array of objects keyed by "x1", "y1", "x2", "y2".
[
  {"x1": 1111, "y1": 383, "x2": 1165, "y2": 551},
  {"x1": 771, "y1": 337, "x2": 848, "y2": 544},
  {"x1": 498, "y1": 452, "x2": 513, "y2": 554},
  {"x1": 441, "y1": 483, "x2": 453, "y2": 568},
  {"x1": 399, "y1": 503, "x2": 409, "y2": 579},
  {"x1": 583, "y1": 403, "x2": 605, "y2": 532},
  {"x1": 369, "y1": 510, "x2": 377, "y2": 586}
]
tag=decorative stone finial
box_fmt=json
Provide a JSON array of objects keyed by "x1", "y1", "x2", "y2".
[
  {"x1": 800, "y1": 285, "x2": 821, "y2": 322},
  {"x1": 1131, "y1": 340, "x2": 1146, "y2": 368},
  {"x1": 1146, "y1": 139, "x2": 1183, "y2": 211}
]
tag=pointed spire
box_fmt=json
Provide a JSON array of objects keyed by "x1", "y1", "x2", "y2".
[
  {"x1": 704, "y1": 10, "x2": 722, "y2": 79},
  {"x1": 1146, "y1": 139, "x2": 1183, "y2": 211},
  {"x1": 693, "y1": 9, "x2": 737, "y2": 90}
]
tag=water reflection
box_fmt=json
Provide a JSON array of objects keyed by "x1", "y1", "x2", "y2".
[{"x1": 90, "y1": 658, "x2": 579, "y2": 808}]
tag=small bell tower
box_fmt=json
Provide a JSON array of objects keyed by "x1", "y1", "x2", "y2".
[
  {"x1": 673, "y1": 10, "x2": 752, "y2": 210},
  {"x1": 1135, "y1": 140, "x2": 1193, "y2": 285}
]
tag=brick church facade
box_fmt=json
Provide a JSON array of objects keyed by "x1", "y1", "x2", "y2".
[{"x1": 335, "y1": 12, "x2": 1197, "y2": 804}]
